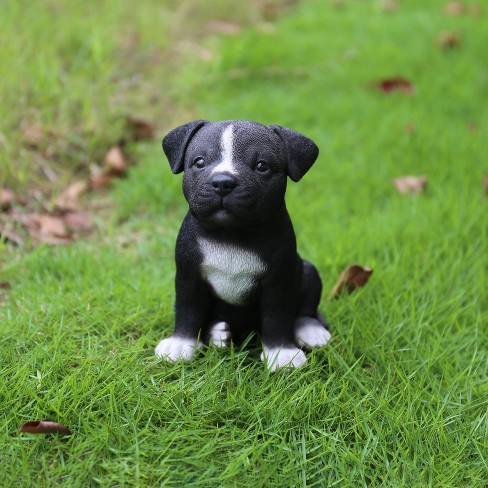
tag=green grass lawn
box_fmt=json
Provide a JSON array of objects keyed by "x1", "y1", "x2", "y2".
[{"x1": 1, "y1": 0, "x2": 487, "y2": 486}]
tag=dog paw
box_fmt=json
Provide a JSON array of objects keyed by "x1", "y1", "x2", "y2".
[
  {"x1": 207, "y1": 321, "x2": 232, "y2": 348},
  {"x1": 155, "y1": 336, "x2": 202, "y2": 362},
  {"x1": 294, "y1": 317, "x2": 332, "y2": 350},
  {"x1": 260, "y1": 346, "x2": 307, "y2": 372}
]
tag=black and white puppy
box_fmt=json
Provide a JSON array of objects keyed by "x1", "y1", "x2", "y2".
[{"x1": 155, "y1": 120, "x2": 331, "y2": 371}]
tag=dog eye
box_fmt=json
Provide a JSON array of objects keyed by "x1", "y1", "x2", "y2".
[
  {"x1": 255, "y1": 161, "x2": 269, "y2": 172},
  {"x1": 193, "y1": 157, "x2": 205, "y2": 169}
]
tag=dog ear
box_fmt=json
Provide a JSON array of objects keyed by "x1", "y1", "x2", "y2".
[
  {"x1": 271, "y1": 125, "x2": 319, "y2": 182},
  {"x1": 162, "y1": 120, "x2": 209, "y2": 174}
]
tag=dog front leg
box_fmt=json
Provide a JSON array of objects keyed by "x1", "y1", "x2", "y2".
[
  {"x1": 155, "y1": 266, "x2": 210, "y2": 362},
  {"x1": 259, "y1": 286, "x2": 306, "y2": 372}
]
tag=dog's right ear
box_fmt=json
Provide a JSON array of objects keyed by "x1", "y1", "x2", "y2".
[{"x1": 162, "y1": 120, "x2": 209, "y2": 174}]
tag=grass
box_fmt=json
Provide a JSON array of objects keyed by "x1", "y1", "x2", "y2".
[
  {"x1": 1, "y1": 0, "x2": 487, "y2": 486},
  {"x1": 0, "y1": 0, "x2": 277, "y2": 189}
]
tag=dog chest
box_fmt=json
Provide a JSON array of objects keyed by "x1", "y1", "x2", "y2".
[{"x1": 198, "y1": 238, "x2": 266, "y2": 306}]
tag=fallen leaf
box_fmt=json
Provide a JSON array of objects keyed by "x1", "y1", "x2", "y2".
[
  {"x1": 393, "y1": 175, "x2": 428, "y2": 194},
  {"x1": 207, "y1": 20, "x2": 241, "y2": 36},
  {"x1": 404, "y1": 122, "x2": 417, "y2": 134},
  {"x1": 19, "y1": 213, "x2": 72, "y2": 244},
  {"x1": 259, "y1": 2, "x2": 280, "y2": 20},
  {"x1": 438, "y1": 31, "x2": 461, "y2": 49},
  {"x1": 19, "y1": 419, "x2": 71, "y2": 435},
  {"x1": 330, "y1": 0, "x2": 346, "y2": 9},
  {"x1": 55, "y1": 180, "x2": 88, "y2": 211},
  {"x1": 62, "y1": 211, "x2": 93, "y2": 232},
  {"x1": 21, "y1": 121, "x2": 43, "y2": 147},
  {"x1": 380, "y1": 0, "x2": 399, "y2": 12},
  {"x1": 88, "y1": 146, "x2": 130, "y2": 190},
  {"x1": 484, "y1": 175, "x2": 488, "y2": 195},
  {"x1": 468, "y1": 4, "x2": 482, "y2": 16},
  {"x1": 176, "y1": 40, "x2": 214, "y2": 62},
  {"x1": 0, "y1": 188, "x2": 17, "y2": 211},
  {"x1": 89, "y1": 169, "x2": 124, "y2": 190},
  {"x1": 103, "y1": 146, "x2": 128, "y2": 173},
  {"x1": 444, "y1": 1, "x2": 465, "y2": 15},
  {"x1": 0, "y1": 282, "x2": 10, "y2": 306},
  {"x1": 255, "y1": 22, "x2": 277, "y2": 34},
  {"x1": 127, "y1": 116, "x2": 155, "y2": 141},
  {"x1": 28, "y1": 214, "x2": 67, "y2": 236},
  {"x1": 328, "y1": 265, "x2": 374, "y2": 299},
  {"x1": 373, "y1": 77, "x2": 414, "y2": 94},
  {"x1": 444, "y1": 2, "x2": 481, "y2": 16}
]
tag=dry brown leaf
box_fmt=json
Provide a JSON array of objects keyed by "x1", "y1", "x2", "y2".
[
  {"x1": 0, "y1": 282, "x2": 10, "y2": 306},
  {"x1": 380, "y1": 0, "x2": 399, "y2": 12},
  {"x1": 89, "y1": 146, "x2": 130, "y2": 190},
  {"x1": 468, "y1": 4, "x2": 482, "y2": 16},
  {"x1": 255, "y1": 22, "x2": 277, "y2": 34},
  {"x1": 207, "y1": 20, "x2": 242, "y2": 35},
  {"x1": 29, "y1": 214, "x2": 67, "y2": 236},
  {"x1": 20, "y1": 213, "x2": 72, "y2": 244},
  {"x1": 393, "y1": 175, "x2": 428, "y2": 194},
  {"x1": 373, "y1": 77, "x2": 414, "y2": 94},
  {"x1": 176, "y1": 40, "x2": 213, "y2": 61},
  {"x1": 444, "y1": 1, "x2": 465, "y2": 15},
  {"x1": 21, "y1": 121, "x2": 43, "y2": 147},
  {"x1": 260, "y1": 1, "x2": 281, "y2": 20},
  {"x1": 484, "y1": 175, "x2": 488, "y2": 195},
  {"x1": 127, "y1": 116, "x2": 155, "y2": 141},
  {"x1": 103, "y1": 146, "x2": 128, "y2": 173},
  {"x1": 19, "y1": 419, "x2": 71, "y2": 435},
  {"x1": 0, "y1": 188, "x2": 17, "y2": 211},
  {"x1": 89, "y1": 170, "x2": 123, "y2": 190},
  {"x1": 404, "y1": 122, "x2": 417, "y2": 134},
  {"x1": 438, "y1": 31, "x2": 461, "y2": 49},
  {"x1": 330, "y1": 0, "x2": 346, "y2": 9},
  {"x1": 63, "y1": 211, "x2": 93, "y2": 232},
  {"x1": 55, "y1": 180, "x2": 89, "y2": 211},
  {"x1": 328, "y1": 265, "x2": 374, "y2": 299}
]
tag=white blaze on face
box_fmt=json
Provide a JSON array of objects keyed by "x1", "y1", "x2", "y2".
[{"x1": 211, "y1": 124, "x2": 237, "y2": 175}]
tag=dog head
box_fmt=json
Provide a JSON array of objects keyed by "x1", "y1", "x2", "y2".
[{"x1": 163, "y1": 120, "x2": 319, "y2": 229}]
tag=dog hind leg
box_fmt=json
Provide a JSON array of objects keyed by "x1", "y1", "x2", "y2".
[{"x1": 294, "y1": 259, "x2": 332, "y2": 350}]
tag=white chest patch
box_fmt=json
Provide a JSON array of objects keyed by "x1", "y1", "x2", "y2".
[{"x1": 198, "y1": 238, "x2": 266, "y2": 306}]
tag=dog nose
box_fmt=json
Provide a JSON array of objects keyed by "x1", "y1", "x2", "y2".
[{"x1": 210, "y1": 174, "x2": 237, "y2": 196}]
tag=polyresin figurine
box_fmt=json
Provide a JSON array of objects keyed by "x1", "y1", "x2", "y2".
[{"x1": 155, "y1": 120, "x2": 331, "y2": 371}]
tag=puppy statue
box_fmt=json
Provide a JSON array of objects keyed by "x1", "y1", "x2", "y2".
[{"x1": 155, "y1": 120, "x2": 331, "y2": 371}]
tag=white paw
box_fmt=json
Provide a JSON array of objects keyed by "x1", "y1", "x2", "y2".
[
  {"x1": 260, "y1": 346, "x2": 307, "y2": 372},
  {"x1": 208, "y1": 321, "x2": 232, "y2": 348},
  {"x1": 294, "y1": 317, "x2": 332, "y2": 350},
  {"x1": 155, "y1": 336, "x2": 202, "y2": 362}
]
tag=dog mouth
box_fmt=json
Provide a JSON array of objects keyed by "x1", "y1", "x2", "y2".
[
  {"x1": 188, "y1": 188, "x2": 263, "y2": 228},
  {"x1": 207, "y1": 202, "x2": 237, "y2": 225},
  {"x1": 194, "y1": 198, "x2": 250, "y2": 229},
  {"x1": 212, "y1": 207, "x2": 233, "y2": 219}
]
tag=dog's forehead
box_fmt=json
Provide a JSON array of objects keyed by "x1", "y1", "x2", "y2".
[{"x1": 191, "y1": 120, "x2": 281, "y2": 152}]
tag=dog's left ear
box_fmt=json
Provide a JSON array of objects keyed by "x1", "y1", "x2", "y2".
[
  {"x1": 271, "y1": 125, "x2": 319, "y2": 182},
  {"x1": 163, "y1": 119, "x2": 209, "y2": 174}
]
